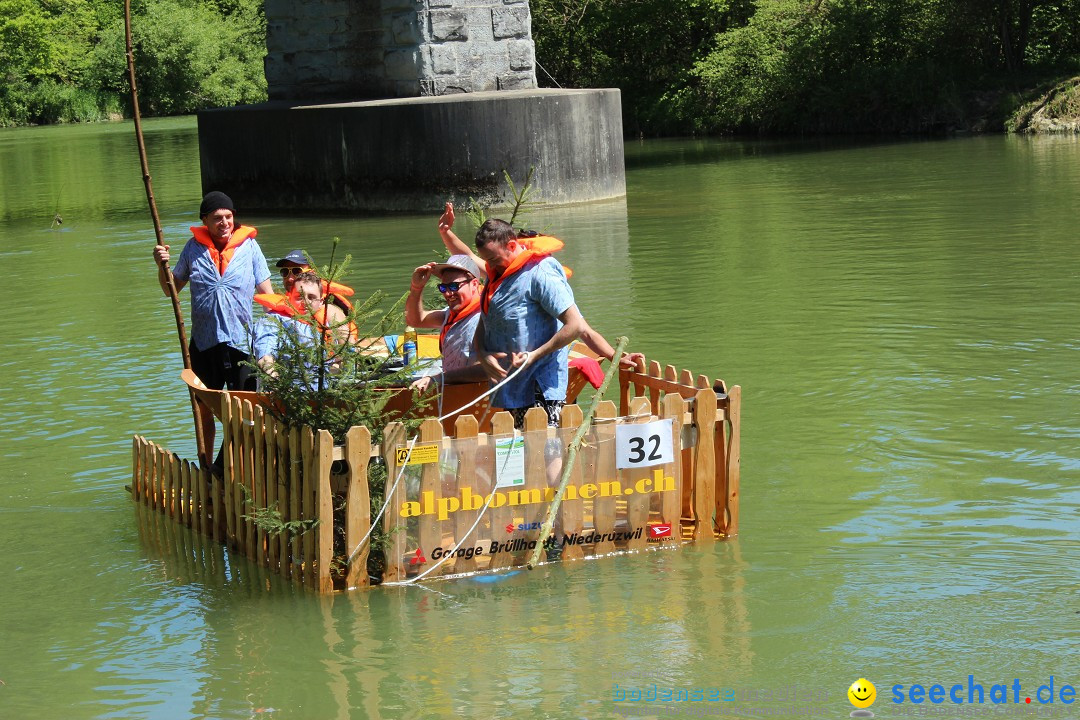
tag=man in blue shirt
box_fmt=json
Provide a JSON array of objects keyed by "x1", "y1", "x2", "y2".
[
  {"x1": 153, "y1": 191, "x2": 273, "y2": 468},
  {"x1": 473, "y1": 218, "x2": 586, "y2": 428}
]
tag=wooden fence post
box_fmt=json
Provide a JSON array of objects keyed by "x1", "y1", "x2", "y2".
[
  {"x1": 713, "y1": 389, "x2": 729, "y2": 537},
  {"x1": 315, "y1": 428, "x2": 334, "y2": 594},
  {"x1": 263, "y1": 414, "x2": 277, "y2": 571},
  {"x1": 725, "y1": 385, "x2": 741, "y2": 537},
  {"x1": 222, "y1": 394, "x2": 235, "y2": 547},
  {"x1": 522, "y1": 407, "x2": 549, "y2": 561},
  {"x1": 382, "y1": 422, "x2": 406, "y2": 583},
  {"x1": 276, "y1": 421, "x2": 289, "y2": 577},
  {"x1": 241, "y1": 399, "x2": 255, "y2": 560},
  {"x1": 417, "y1": 418, "x2": 444, "y2": 575},
  {"x1": 558, "y1": 405, "x2": 585, "y2": 562},
  {"x1": 133, "y1": 436, "x2": 144, "y2": 503},
  {"x1": 289, "y1": 426, "x2": 302, "y2": 582},
  {"x1": 647, "y1": 361, "x2": 662, "y2": 415},
  {"x1": 301, "y1": 426, "x2": 316, "y2": 589},
  {"x1": 197, "y1": 464, "x2": 209, "y2": 539},
  {"x1": 692, "y1": 388, "x2": 716, "y2": 543},
  {"x1": 253, "y1": 404, "x2": 267, "y2": 567},
  {"x1": 592, "y1": 400, "x2": 618, "y2": 555},
  {"x1": 453, "y1": 415, "x2": 480, "y2": 574},
  {"x1": 625, "y1": 396, "x2": 653, "y2": 551},
  {"x1": 344, "y1": 425, "x2": 372, "y2": 590},
  {"x1": 659, "y1": 394, "x2": 685, "y2": 539},
  {"x1": 487, "y1": 411, "x2": 515, "y2": 569}
]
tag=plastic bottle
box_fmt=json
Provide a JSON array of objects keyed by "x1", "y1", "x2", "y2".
[{"x1": 402, "y1": 326, "x2": 418, "y2": 366}]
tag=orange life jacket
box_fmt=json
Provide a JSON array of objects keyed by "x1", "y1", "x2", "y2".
[
  {"x1": 481, "y1": 237, "x2": 573, "y2": 314},
  {"x1": 518, "y1": 233, "x2": 572, "y2": 279},
  {"x1": 284, "y1": 285, "x2": 359, "y2": 342},
  {"x1": 254, "y1": 293, "x2": 357, "y2": 344},
  {"x1": 190, "y1": 225, "x2": 257, "y2": 276},
  {"x1": 439, "y1": 295, "x2": 481, "y2": 351},
  {"x1": 481, "y1": 248, "x2": 550, "y2": 315},
  {"x1": 320, "y1": 280, "x2": 355, "y2": 312}
]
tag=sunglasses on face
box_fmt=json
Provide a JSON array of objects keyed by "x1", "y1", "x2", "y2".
[
  {"x1": 437, "y1": 282, "x2": 467, "y2": 293},
  {"x1": 280, "y1": 266, "x2": 309, "y2": 278}
]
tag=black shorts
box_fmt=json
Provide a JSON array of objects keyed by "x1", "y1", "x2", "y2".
[
  {"x1": 190, "y1": 342, "x2": 256, "y2": 391},
  {"x1": 508, "y1": 398, "x2": 564, "y2": 430}
]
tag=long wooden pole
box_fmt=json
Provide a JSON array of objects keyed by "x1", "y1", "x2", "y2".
[
  {"x1": 124, "y1": 0, "x2": 209, "y2": 468},
  {"x1": 527, "y1": 336, "x2": 629, "y2": 569}
]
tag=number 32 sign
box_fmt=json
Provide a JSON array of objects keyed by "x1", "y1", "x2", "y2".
[{"x1": 615, "y1": 419, "x2": 674, "y2": 469}]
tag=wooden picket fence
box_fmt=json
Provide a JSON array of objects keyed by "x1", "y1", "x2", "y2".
[
  {"x1": 131, "y1": 356, "x2": 741, "y2": 593},
  {"x1": 132, "y1": 395, "x2": 373, "y2": 593},
  {"x1": 619, "y1": 360, "x2": 741, "y2": 538}
]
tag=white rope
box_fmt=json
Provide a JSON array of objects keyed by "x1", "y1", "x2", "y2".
[
  {"x1": 344, "y1": 353, "x2": 531, "y2": 574},
  {"x1": 386, "y1": 477, "x2": 497, "y2": 585},
  {"x1": 383, "y1": 432, "x2": 524, "y2": 586}
]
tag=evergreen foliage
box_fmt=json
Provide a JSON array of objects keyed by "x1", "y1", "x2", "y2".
[
  {"x1": 250, "y1": 240, "x2": 433, "y2": 583},
  {"x1": 251, "y1": 243, "x2": 430, "y2": 446}
]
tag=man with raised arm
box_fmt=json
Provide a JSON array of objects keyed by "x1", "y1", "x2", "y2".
[
  {"x1": 469, "y1": 218, "x2": 587, "y2": 428},
  {"x1": 437, "y1": 202, "x2": 644, "y2": 409},
  {"x1": 405, "y1": 254, "x2": 489, "y2": 393}
]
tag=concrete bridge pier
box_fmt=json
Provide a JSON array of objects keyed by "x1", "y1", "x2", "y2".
[{"x1": 197, "y1": 1, "x2": 625, "y2": 213}]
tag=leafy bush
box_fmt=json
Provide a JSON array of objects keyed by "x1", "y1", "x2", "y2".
[
  {"x1": 89, "y1": 0, "x2": 266, "y2": 116},
  {"x1": 1, "y1": 0, "x2": 266, "y2": 125}
]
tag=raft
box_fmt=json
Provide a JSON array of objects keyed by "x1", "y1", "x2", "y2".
[{"x1": 134, "y1": 345, "x2": 741, "y2": 593}]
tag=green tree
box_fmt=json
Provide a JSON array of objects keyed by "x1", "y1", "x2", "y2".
[
  {"x1": 88, "y1": 0, "x2": 266, "y2": 116},
  {"x1": 532, "y1": 0, "x2": 753, "y2": 134},
  {"x1": 1, "y1": 0, "x2": 266, "y2": 125}
]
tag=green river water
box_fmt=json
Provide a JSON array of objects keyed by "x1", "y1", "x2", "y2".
[{"x1": 0, "y1": 118, "x2": 1077, "y2": 720}]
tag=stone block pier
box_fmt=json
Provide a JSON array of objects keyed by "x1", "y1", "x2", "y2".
[{"x1": 198, "y1": 1, "x2": 625, "y2": 212}]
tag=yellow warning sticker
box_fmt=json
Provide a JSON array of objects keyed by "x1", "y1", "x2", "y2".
[{"x1": 395, "y1": 443, "x2": 440, "y2": 466}]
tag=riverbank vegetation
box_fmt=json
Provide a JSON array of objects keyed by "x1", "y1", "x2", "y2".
[
  {"x1": 0, "y1": 0, "x2": 265, "y2": 126},
  {"x1": 533, "y1": 0, "x2": 1080, "y2": 134},
  {"x1": 4, "y1": 0, "x2": 1080, "y2": 133}
]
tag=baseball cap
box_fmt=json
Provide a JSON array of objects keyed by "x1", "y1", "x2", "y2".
[
  {"x1": 275, "y1": 249, "x2": 310, "y2": 268},
  {"x1": 431, "y1": 254, "x2": 483, "y2": 280}
]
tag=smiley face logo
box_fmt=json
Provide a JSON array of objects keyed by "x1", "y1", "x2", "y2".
[{"x1": 847, "y1": 678, "x2": 876, "y2": 709}]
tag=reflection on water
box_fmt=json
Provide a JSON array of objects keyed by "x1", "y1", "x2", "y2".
[
  {"x1": 132, "y1": 504, "x2": 753, "y2": 718},
  {"x1": 0, "y1": 120, "x2": 1078, "y2": 718}
]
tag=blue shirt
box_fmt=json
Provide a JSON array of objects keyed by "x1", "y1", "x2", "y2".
[
  {"x1": 480, "y1": 256, "x2": 575, "y2": 408},
  {"x1": 252, "y1": 316, "x2": 333, "y2": 391},
  {"x1": 172, "y1": 233, "x2": 271, "y2": 352}
]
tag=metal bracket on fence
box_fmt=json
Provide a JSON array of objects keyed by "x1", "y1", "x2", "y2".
[{"x1": 681, "y1": 423, "x2": 698, "y2": 448}]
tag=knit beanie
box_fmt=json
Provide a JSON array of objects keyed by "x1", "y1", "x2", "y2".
[{"x1": 199, "y1": 191, "x2": 235, "y2": 217}]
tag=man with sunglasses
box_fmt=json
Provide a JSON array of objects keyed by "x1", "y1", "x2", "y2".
[
  {"x1": 436, "y1": 202, "x2": 644, "y2": 382},
  {"x1": 276, "y1": 249, "x2": 355, "y2": 315},
  {"x1": 405, "y1": 254, "x2": 488, "y2": 392}
]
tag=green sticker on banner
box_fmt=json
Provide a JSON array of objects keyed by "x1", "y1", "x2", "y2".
[{"x1": 494, "y1": 436, "x2": 525, "y2": 487}]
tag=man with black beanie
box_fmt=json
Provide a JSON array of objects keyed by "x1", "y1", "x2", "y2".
[{"x1": 153, "y1": 191, "x2": 273, "y2": 471}]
